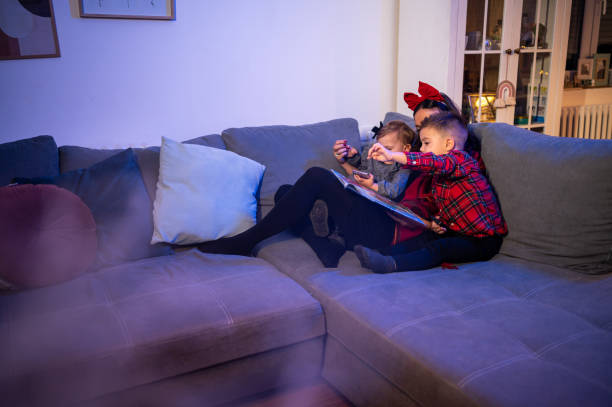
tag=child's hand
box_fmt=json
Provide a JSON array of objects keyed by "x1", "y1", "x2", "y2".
[
  {"x1": 333, "y1": 139, "x2": 357, "y2": 162},
  {"x1": 368, "y1": 143, "x2": 393, "y2": 162},
  {"x1": 430, "y1": 217, "x2": 447, "y2": 234},
  {"x1": 354, "y1": 173, "x2": 374, "y2": 188}
]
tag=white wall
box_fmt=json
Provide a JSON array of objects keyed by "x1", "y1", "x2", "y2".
[
  {"x1": 0, "y1": 0, "x2": 400, "y2": 148},
  {"x1": 396, "y1": 0, "x2": 454, "y2": 117}
]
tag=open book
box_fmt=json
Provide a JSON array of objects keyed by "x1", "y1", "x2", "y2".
[{"x1": 330, "y1": 169, "x2": 428, "y2": 228}]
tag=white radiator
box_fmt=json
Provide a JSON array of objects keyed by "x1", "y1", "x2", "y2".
[{"x1": 560, "y1": 104, "x2": 612, "y2": 139}]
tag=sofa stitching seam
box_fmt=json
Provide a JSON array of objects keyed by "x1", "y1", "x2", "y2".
[
  {"x1": 99, "y1": 276, "x2": 134, "y2": 347},
  {"x1": 102, "y1": 269, "x2": 266, "y2": 304},
  {"x1": 457, "y1": 329, "x2": 607, "y2": 390},
  {"x1": 208, "y1": 287, "x2": 234, "y2": 326},
  {"x1": 385, "y1": 297, "x2": 519, "y2": 338},
  {"x1": 523, "y1": 277, "x2": 581, "y2": 299},
  {"x1": 457, "y1": 354, "x2": 533, "y2": 388},
  {"x1": 331, "y1": 273, "x2": 444, "y2": 301}
]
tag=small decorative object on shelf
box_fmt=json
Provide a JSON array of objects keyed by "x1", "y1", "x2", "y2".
[
  {"x1": 494, "y1": 80, "x2": 516, "y2": 108},
  {"x1": 564, "y1": 71, "x2": 576, "y2": 88},
  {"x1": 593, "y1": 53, "x2": 610, "y2": 87},
  {"x1": 577, "y1": 58, "x2": 594, "y2": 81},
  {"x1": 468, "y1": 93, "x2": 496, "y2": 123}
]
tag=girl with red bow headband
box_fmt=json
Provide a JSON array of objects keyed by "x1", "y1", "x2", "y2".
[
  {"x1": 404, "y1": 81, "x2": 462, "y2": 133},
  {"x1": 404, "y1": 82, "x2": 482, "y2": 164}
]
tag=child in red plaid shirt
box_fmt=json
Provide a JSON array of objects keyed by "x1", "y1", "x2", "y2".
[{"x1": 354, "y1": 111, "x2": 507, "y2": 273}]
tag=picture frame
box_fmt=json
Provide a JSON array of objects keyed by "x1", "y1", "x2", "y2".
[
  {"x1": 593, "y1": 53, "x2": 610, "y2": 86},
  {"x1": 576, "y1": 58, "x2": 594, "y2": 80},
  {"x1": 0, "y1": 0, "x2": 60, "y2": 60},
  {"x1": 79, "y1": 0, "x2": 175, "y2": 20}
]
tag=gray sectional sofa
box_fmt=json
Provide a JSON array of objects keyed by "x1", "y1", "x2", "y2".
[{"x1": 1, "y1": 115, "x2": 611, "y2": 407}]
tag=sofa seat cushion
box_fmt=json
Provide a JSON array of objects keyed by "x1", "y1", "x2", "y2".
[
  {"x1": 0, "y1": 249, "x2": 324, "y2": 407},
  {"x1": 258, "y1": 239, "x2": 612, "y2": 406}
]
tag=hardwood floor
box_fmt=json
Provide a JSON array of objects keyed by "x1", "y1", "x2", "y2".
[{"x1": 229, "y1": 378, "x2": 353, "y2": 407}]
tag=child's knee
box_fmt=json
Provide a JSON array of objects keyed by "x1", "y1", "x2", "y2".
[{"x1": 304, "y1": 166, "x2": 330, "y2": 180}]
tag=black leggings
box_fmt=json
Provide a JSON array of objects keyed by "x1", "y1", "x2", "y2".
[{"x1": 199, "y1": 167, "x2": 397, "y2": 255}]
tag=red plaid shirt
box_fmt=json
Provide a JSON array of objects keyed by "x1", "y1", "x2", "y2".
[{"x1": 403, "y1": 150, "x2": 507, "y2": 237}]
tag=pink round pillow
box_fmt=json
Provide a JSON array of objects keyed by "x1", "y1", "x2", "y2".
[{"x1": 0, "y1": 184, "x2": 97, "y2": 289}]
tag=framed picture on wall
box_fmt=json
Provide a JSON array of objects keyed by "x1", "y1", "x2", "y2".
[
  {"x1": 0, "y1": 0, "x2": 60, "y2": 60},
  {"x1": 593, "y1": 53, "x2": 610, "y2": 87},
  {"x1": 576, "y1": 58, "x2": 594, "y2": 80},
  {"x1": 79, "y1": 0, "x2": 176, "y2": 20}
]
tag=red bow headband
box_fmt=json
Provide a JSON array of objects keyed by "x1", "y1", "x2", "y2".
[{"x1": 403, "y1": 81, "x2": 445, "y2": 111}]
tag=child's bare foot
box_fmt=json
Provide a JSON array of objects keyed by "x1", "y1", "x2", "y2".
[{"x1": 354, "y1": 245, "x2": 397, "y2": 274}]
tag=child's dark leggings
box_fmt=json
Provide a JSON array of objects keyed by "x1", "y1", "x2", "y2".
[{"x1": 382, "y1": 232, "x2": 503, "y2": 271}]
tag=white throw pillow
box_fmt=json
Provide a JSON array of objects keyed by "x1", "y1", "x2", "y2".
[{"x1": 151, "y1": 137, "x2": 266, "y2": 245}]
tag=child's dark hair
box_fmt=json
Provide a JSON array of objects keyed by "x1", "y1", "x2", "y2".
[
  {"x1": 377, "y1": 120, "x2": 416, "y2": 148},
  {"x1": 420, "y1": 111, "x2": 468, "y2": 149},
  {"x1": 415, "y1": 93, "x2": 480, "y2": 153},
  {"x1": 413, "y1": 92, "x2": 462, "y2": 117}
]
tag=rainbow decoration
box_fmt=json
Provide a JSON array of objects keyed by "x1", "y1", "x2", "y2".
[{"x1": 494, "y1": 80, "x2": 516, "y2": 108}]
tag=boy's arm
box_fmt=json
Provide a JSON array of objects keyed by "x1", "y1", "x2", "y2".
[
  {"x1": 368, "y1": 143, "x2": 466, "y2": 178},
  {"x1": 400, "y1": 152, "x2": 466, "y2": 177}
]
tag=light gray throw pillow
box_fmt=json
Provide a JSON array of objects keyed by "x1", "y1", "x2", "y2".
[{"x1": 471, "y1": 123, "x2": 612, "y2": 274}]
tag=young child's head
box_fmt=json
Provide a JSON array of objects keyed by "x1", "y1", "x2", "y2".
[
  {"x1": 418, "y1": 112, "x2": 468, "y2": 155},
  {"x1": 375, "y1": 120, "x2": 416, "y2": 153}
]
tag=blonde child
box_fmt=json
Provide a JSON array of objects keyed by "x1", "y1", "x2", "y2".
[
  {"x1": 334, "y1": 120, "x2": 414, "y2": 200},
  {"x1": 309, "y1": 120, "x2": 415, "y2": 237}
]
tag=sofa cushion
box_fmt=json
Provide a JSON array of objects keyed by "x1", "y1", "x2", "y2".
[
  {"x1": 0, "y1": 249, "x2": 324, "y2": 406},
  {"x1": 22, "y1": 149, "x2": 170, "y2": 267},
  {"x1": 383, "y1": 111, "x2": 417, "y2": 130},
  {"x1": 471, "y1": 123, "x2": 612, "y2": 274},
  {"x1": 59, "y1": 134, "x2": 224, "y2": 203},
  {"x1": 221, "y1": 118, "x2": 361, "y2": 216},
  {"x1": 0, "y1": 136, "x2": 58, "y2": 186},
  {"x1": 0, "y1": 184, "x2": 97, "y2": 289},
  {"x1": 258, "y1": 238, "x2": 612, "y2": 406},
  {"x1": 151, "y1": 137, "x2": 265, "y2": 244}
]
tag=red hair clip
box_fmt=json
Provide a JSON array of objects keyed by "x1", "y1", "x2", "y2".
[{"x1": 403, "y1": 81, "x2": 445, "y2": 111}]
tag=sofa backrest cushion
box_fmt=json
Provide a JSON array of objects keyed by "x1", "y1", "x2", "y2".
[
  {"x1": 59, "y1": 134, "x2": 224, "y2": 203},
  {"x1": 383, "y1": 111, "x2": 417, "y2": 131},
  {"x1": 0, "y1": 184, "x2": 97, "y2": 289},
  {"x1": 22, "y1": 149, "x2": 171, "y2": 268},
  {"x1": 221, "y1": 118, "x2": 360, "y2": 216},
  {"x1": 471, "y1": 123, "x2": 612, "y2": 274},
  {"x1": 0, "y1": 136, "x2": 59, "y2": 186}
]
